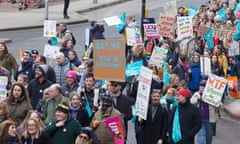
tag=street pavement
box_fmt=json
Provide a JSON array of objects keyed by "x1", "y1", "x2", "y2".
[{"x1": 0, "y1": 0, "x2": 131, "y2": 32}]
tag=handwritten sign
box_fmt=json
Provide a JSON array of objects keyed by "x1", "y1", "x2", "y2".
[
  {"x1": 126, "y1": 60, "x2": 143, "y2": 77},
  {"x1": 143, "y1": 24, "x2": 160, "y2": 40},
  {"x1": 43, "y1": 44, "x2": 60, "y2": 59},
  {"x1": 126, "y1": 23, "x2": 142, "y2": 46},
  {"x1": 149, "y1": 47, "x2": 168, "y2": 68},
  {"x1": 93, "y1": 39, "x2": 126, "y2": 81},
  {"x1": 164, "y1": 1, "x2": 177, "y2": 16},
  {"x1": 0, "y1": 76, "x2": 8, "y2": 102},
  {"x1": 158, "y1": 14, "x2": 175, "y2": 38},
  {"x1": 104, "y1": 116, "x2": 125, "y2": 144},
  {"x1": 135, "y1": 67, "x2": 152, "y2": 120},
  {"x1": 202, "y1": 74, "x2": 227, "y2": 107},
  {"x1": 199, "y1": 24, "x2": 236, "y2": 38},
  {"x1": 43, "y1": 20, "x2": 56, "y2": 37},
  {"x1": 177, "y1": 16, "x2": 193, "y2": 40}
]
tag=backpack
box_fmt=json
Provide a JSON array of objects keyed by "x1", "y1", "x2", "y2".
[{"x1": 66, "y1": 32, "x2": 76, "y2": 45}]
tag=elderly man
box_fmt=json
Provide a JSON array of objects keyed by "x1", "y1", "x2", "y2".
[
  {"x1": 45, "y1": 101, "x2": 82, "y2": 144},
  {"x1": 44, "y1": 83, "x2": 69, "y2": 124},
  {"x1": 54, "y1": 52, "x2": 73, "y2": 86}
]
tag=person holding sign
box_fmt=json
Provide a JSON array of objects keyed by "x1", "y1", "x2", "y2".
[
  {"x1": 138, "y1": 89, "x2": 168, "y2": 144},
  {"x1": 191, "y1": 80, "x2": 218, "y2": 144},
  {"x1": 170, "y1": 89, "x2": 202, "y2": 144}
]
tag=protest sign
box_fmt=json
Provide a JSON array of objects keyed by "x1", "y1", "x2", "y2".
[
  {"x1": 104, "y1": 116, "x2": 125, "y2": 144},
  {"x1": 125, "y1": 60, "x2": 143, "y2": 77},
  {"x1": 199, "y1": 24, "x2": 237, "y2": 38},
  {"x1": 43, "y1": 20, "x2": 56, "y2": 37},
  {"x1": 104, "y1": 16, "x2": 122, "y2": 26},
  {"x1": 43, "y1": 44, "x2": 60, "y2": 59},
  {"x1": 85, "y1": 28, "x2": 90, "y2": 47},
  {"x1": 177, "y1": 16, "x2": 193, "y2": 40},
  {"x1": 200, "y1": 56, "x2": 211, "y2": 76},
  {"x1": 228, "y1": 41, "x2": 239, "y2": 56},
  {"x1": 135, "y1": 67, "x2": 153, "y2": 120},
  {"x1": 0, "y1": 76, "x2": 8, "y2": 102},
  {"x1": 202, "y1": 74, "x2": 227, "y2": 107},
  {"x1": 126, "y1": 27, "x2": 136, "y2": 46},
  {"x1": 227, "y1": 76, "x2": 240, "y2": 99},
  {"x1": 143, "y1": 24, "x2": 160, "y2": 40},
  {"x1": 93, "y1": 39, "x2": 126, "y2": 82},
  {"x1": 158, "y1": 14, "x2": 175, "y2": 38},
  {"x1": 149, "y1": 46, "x2": 168, "y2": 68},
  {"x1": 164, "y1": 1, "x2": 177, "y2": 16}
]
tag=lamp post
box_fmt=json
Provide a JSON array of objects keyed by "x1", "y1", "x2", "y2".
[
  {"x1": 45, "y1": 0, "x2": 48, "y2": 20},
  {"x1": 141, "y1": 0, "x2": 146, "y2": 42}
]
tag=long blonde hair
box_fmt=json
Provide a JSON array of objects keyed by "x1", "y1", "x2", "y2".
[{"x1": 21, "y1": 118, "x2": 44, "y2": 139}]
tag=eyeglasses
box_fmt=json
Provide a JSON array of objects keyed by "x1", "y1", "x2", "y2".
[{"x1": 79, "y1": 135, "x2": 89, "y2": 140}]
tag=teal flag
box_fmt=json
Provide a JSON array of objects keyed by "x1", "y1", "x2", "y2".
[
  {"x1": 85, "y1": 99, "x2": 93, "y2": 118},
  {"x1": 163, "y1": 61, "x2": 171, "y2": 88},
  {"x1": 216, "y1": 7, "x2": 226, "y2": 22},
  {"x1": 204, "y1": 28, "x2": 214, "y2": 50},
  {"x1": 188, "y1": 6, "x2": 198, "y2": 17},
  {"x1": 233, "y1": 21, "x2": 240, "y2": 41},
  {"x1": 116, "y1": 12, "x2": 126, "y2": 33}
]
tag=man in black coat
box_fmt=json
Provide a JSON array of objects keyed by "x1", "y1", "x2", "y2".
[
  {"x1": 109, "y1": 81, "x2": 134, "y2": 142},
  {"x1": 170, "y1": 89, "x2": 202, "y2": 144},
  {"x1": 28, "y1": 65, "x2": 53, "y2": 109},
  {"x1": 138, "y1": 89, "x2": 168, "y2": 144}
]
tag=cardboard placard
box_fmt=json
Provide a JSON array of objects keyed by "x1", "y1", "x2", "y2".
[
  {"x1": 158, "y1": 14, "x2": 175, "y2": 38},
  {"x1": 177, "y1": 16, "x2": 193, "y2": 40},
  {"x1": 43, "y1": 20, "x2": 56, "y2": 37},
  {"x1": 93, "y1": 39, "x2": 126, "y2": 82}
]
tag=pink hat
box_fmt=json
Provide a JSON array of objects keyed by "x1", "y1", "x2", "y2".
[
  {"x1": 176, "y1": 89, "x2": 191, "y2": 98},
  {"x1": 66, "y1": 70, "x2": 77, "y2": 81},
  {"x1": 236, "y1": 11, "x2": 240, "y2": 19}
]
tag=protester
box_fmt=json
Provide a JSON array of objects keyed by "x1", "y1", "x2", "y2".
[
  {"x1": 20, "y1": 118, "x2": 52, "y2": 144},
  {"x1": 109, "y1": 81, "x2": 134, "y2": 141},
  {"x1": 36, "y1": 88, "x2": 50, "y2": 113},
  {"x1": 17, "y1": 74, "x2": 28, "y2": 88},
  {"x1": 89, "y1": 21, "x2": 105, "y2": 44},
  {"x1": 14, "y1": 50, "x2": 34, "y2": 81},
  {"x1": 91, "y1": 93, "x2": 124, "y2": 144},
  {"x1": 45, "y1": 101, "x2": 82, "y2": 144},
  {"x1": 57, "y1": 23, "x2": 74, "y2": 46},
  {"x1": 0, "y1": 120, "x2": 21, "y2": 144},
  {"x1": 31, "y1": 49, "x2": 39, "y2": 62},
  {"x1": 170, "y1": 89, "x2": 202, "y2": 144},
  {"x1": 54, "y1": 52, "x2": 73, "y2": 86},
  {"x1": 75, "y1": 127, "x2": 101, "y2": 144},
  {"x1": 138, "y1": 89, "x2": 168, "y2": 144},
  {"x1": 43, "y1": 83, "x2": 69, "y2": 124},
  {"x1": 60, "y1": 39, "x2": 75, "y2": 58},
  {"x1": 68, "y1": 50, "x2": 81, "y2": 67},
  {"x1": 0, "y1": 42, "x2": 17, "y2": 80},
  {"x1": 62, "y1": 70, "x2": 79, "y2": 97},
  {"x1": 191, "y1": 80, "x2": 218, "y2": 144},
  {"x1": 31, "y1": 55, "x2": 56, "y2": 83},
  {"x1": 4, "y1": 83, "x2": 32, "y2": 126},
  {"x1": 0, "y1": 101, "x2": 11, "y2": 123},
  {"x1": 28, "y1": 65, "x2": 53, "y2": 109},
  {"x1": 69, "y1": 92, "x2": 90, "y2": 127}
]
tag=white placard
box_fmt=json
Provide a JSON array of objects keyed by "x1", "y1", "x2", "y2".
[
  {"x1": 149, "y1": 47, "x2": 168, "y2": 68},
  {"x1": 85, "y1": 28, "x2": 90, "y2": 47},
  {"x1": 177, "y1": 16, "x2": 193, "y2": 40},
  {"x1": 200, "y1": 56, "x2": 211, "y2": 75},
  {"x1": 104, "y1": 16, "x2": 122, "y2": 26},
  {"x1": 126, "y1": 27, "x2": 136, "y2": 46},
  {"x1": 43, "y1": 44, "x2": 60, "y2": 59},
  {"x1": 164, "y1": 1, "x2": 177, "y2": 16},
  {"x1": 135, "y1": 67, "x2": 153, "y2": 120},
  {"x1": 43, "y1": 20, "x2": 56, "y2": 37},
  {"x1": 0, "y1": 76, "x2": 8, "y2": 102},
  {"x1": 228, "y1": 41, "x2": 239, "y2": 56},
  {"x1": 202, "y1": 74, "x2": 227, "y2": 107}
]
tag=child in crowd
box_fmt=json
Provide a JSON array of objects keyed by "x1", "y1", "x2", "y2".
[{"x1": 17, "y1": 74, "x2": 28, "y2": 88}]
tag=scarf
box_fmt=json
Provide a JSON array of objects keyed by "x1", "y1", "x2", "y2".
[{"x1": 69, "y1": 104, "x2": 80, "y2": 120}]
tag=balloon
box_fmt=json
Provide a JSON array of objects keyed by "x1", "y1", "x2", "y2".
[{"x1": 50, "y1": 37, "x2": 58, "y2": 45}]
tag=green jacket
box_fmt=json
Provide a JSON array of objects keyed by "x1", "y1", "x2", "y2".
[
  {"x1": 45, "y1": 116, "x2": 82, "y2": 144},
  {"x1": 43, "y1": 96, "x2": 69, "y2": 124}
]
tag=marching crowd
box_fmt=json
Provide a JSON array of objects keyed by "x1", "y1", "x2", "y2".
[{"x1": 0, "y1": 0, "x2": 240, "y2": 144}]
